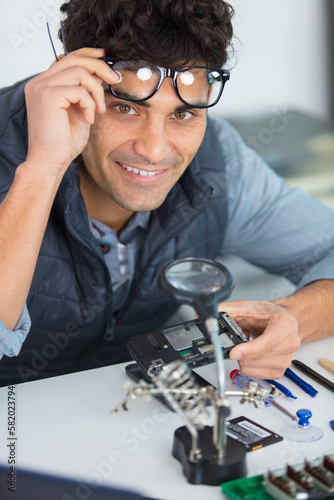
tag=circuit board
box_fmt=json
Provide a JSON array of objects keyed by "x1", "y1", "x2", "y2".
[{"x1": 222, "y1": 454, "x2": 334, "y2": 500}]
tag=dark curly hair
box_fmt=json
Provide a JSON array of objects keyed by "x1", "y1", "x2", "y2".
[{"x1": 58, "y1": 0, "x2": 234, "y2": 68}]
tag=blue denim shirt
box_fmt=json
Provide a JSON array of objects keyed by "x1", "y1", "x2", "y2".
[
  {"x1": 89, "y1": 210, "x2": 151, "y2": 313},
  {"x1": 1, "y1": 117, "x2": 334, "y2": 359}
]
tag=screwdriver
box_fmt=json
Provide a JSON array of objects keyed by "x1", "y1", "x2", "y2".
[{"x1": 230, "y1": 370, "x2": 298, "y2": 422}]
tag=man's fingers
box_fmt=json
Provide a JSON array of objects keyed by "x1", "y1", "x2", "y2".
[
  {"x1": 67, "y1": 47, "x2": 106, "y2": 57},
  {"x1": 219, "y1": 299, "x2": 302, "y2": 379},
  {"x1": 37, "y1": 67, "x2": 106, "y2": 114},
  {"x1": 55, "y1": 86, "x2": 98, "y2": 124},
  {"x1": 235, "y1": 363, "x2": 289, "y2": 380},
  {"x1": 50, "y1": 48, "x2": 104, "y2": 67},
  {"x1": 46, "y1": 50, "x2": 118, "y2": 85},
  {"x1": 219, "y1": 300, "x2": 274, "y2": 330},
  {"x1": 238, "y1": 353, "x2": 293, "y2": 370},
  {"x1": 229, "y1": 310, "x2": 300, "y2": 361},
  {"x1": 51, "y1": 47, "x2": 105, "y2": 61}
]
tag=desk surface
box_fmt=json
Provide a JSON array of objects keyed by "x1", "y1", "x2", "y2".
[{"x1": 1, "y1": 336, "x2": 334, "y2": 500}]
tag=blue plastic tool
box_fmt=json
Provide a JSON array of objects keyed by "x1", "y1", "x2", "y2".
[
  {"x1": 265, "y1": 379, "x2": 298, "y2": 399},
  {"x1": 284, "y1": 367, "x2": 318, "y2": 397}
]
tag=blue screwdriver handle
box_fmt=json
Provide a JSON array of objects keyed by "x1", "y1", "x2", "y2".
[
  {"x1": 284, "y1": 368, "x2": 318, "y2": 397},
  {"x1": 230, "y1": 370, "x2": 297, "y2": 420},
  {"x1": 230, "y1": 370, "x2": 272, "y2": 406}
]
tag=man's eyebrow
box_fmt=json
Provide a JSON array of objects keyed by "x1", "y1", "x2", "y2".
[
  {"x1": 174, "y1": 103, "x2": 198, "y2": 113},
  {"x1": 136, "y1": 102, "x2": 198, "y2": 113}
]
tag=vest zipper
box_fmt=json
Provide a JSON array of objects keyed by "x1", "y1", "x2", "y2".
[
  {"x1": 63, "y1": 204, "x2": 115, "y2": 361},
  {"x1": 114, "y1": 190, "x2": 214, "y2": 326}
]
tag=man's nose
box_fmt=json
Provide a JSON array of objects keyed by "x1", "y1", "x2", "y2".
[{"x1": 133, "y1": 118, "x2": 170, "y2": 165}]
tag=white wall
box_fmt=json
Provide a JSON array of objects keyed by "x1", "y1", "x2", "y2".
[
  {"x1": 212, "y1": 0, "x2": 332, "y2": 121},
  {"x1": 0, "y1": 0, "x2": 64, "y2": 86},
  {"x1": 0, "y1": 0, "x2": 332, "y2": 121}
]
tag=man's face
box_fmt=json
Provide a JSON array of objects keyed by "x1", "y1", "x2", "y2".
[{"x1": 80, "y1": 76, "x2": 207, "y2": 217}]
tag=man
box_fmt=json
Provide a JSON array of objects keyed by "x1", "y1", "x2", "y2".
[{"x1": 0, "y1": 0, "x2": 333, "y2": 386}]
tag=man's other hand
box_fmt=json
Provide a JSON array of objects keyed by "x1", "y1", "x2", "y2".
[{"x1": 218, "y1": 300, "x2": 301, "y2": 379}]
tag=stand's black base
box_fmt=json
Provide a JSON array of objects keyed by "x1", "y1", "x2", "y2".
[{"x1": 172, "y1": 426, "x2": 247, "y2": 485}]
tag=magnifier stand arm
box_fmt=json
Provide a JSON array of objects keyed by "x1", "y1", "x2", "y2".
[
  {"x1": 205, "y1": 317, "x2": 225, "y2": 397},
  {"x1": 204, "y1": 317, "x2": 230, "y2": 458},
  {"x1": 154, "y1": 378, "x2": 202, "y2": 462}
]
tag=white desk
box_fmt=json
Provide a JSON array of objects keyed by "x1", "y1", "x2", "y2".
[{"x1": 1, "y1": 336, "x2": 334, "y2": 500}]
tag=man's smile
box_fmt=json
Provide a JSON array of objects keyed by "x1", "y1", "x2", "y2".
[
  {"x1": 118, "y1": 162, "x2": 165, "y2": 177},
  {"x1": 115, "y1": 161, "x2": 169, "y2": 182}
]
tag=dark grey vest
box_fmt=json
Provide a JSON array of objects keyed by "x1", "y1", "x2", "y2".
[{"x1": 0, "y1": 78, "x2": 228, "y2": 386}]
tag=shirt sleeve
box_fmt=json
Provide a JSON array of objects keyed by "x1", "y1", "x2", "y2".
[
  {"x1": 0, "y1": 304, "x2": 31, "y2": 360},
  {"x1": 213, "y1": 117, "x2": 334, "y2": 288}
]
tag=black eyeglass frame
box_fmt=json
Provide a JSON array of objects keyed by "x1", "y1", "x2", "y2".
[{"x1": 104, "y1": 59, "x2": 230, "y2": 109}]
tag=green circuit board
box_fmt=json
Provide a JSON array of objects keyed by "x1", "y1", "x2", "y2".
[
  {"x1": 222, "y1": 474, "x2": 271, "y2": 500},
  {"x1": 222, "y1": 454, "x2": 334, "y2": 500}
]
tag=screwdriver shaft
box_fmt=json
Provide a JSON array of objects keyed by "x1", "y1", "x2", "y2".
[{"x1": 270, "y1": 400, "x2": 298, "y2": 421}]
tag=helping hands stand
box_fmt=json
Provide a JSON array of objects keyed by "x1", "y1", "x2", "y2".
[
  {"x1": 111, "y1": 258, "x2": 281, "y2": 485},
  {"x1": 112, "y1": 359, "x2": 277, "y2": 484}
]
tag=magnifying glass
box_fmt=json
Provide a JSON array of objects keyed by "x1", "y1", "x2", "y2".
[
  {"x1": 159, "y1": 257, "x2": 234, "y2": 321},
  {"x1": 159, "y1": 257, "x2": 235, "y2": 457}
]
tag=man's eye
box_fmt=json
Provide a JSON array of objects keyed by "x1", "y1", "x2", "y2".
[
  {"x1": 116, "y1": 104, "x2": 136, "y2": 115},
  {"x1": 173, "y1": 111, "x2": 192, "y2": 120}
]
